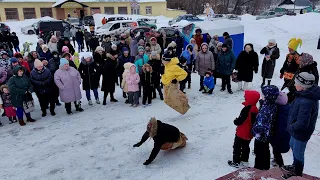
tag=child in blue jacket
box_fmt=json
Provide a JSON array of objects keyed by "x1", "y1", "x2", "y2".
[{"x1": 203, "y1": 71, "x2": 214, "y2": 94}]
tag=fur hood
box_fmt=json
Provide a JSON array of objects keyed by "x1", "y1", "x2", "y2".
[
  {"x1": 147, "y1": 117, "x2": 158, "y2": 138},
  {"x1": 142, "y1": 63, "x2": 153, "y2": 73},
  {"x1": 149, "y1": 53, "x2": 160, "y2": 60},
  {"x1": 0, "y1": 84, "x2": 9, "y2": 92}
]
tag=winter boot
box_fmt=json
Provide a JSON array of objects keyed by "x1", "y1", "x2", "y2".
[
  {"x1": 243, "y1": 82, "x2": 249, "y2": 90},
  {"x1": 96, "y1": 99, "x2": 100, "y2": 104},
  {"x1": 8, "y1": 117, "x2": 14, "y2": 124},
  {"x1": 88, "y1": 100, "x2": 93, "y2": 105},
  {"x1": 237, "y1": 81, "x2": 243, "y2": 91},
  {"x1": 50, "y1": 110, "x2": 56, "y2": 116},
  {"x1": 12, "y1": 116, "x2": 17, "y2": 123},
  {"x1": 123, "y1": 92, "x2": 127, "y2": 98},
  {"x1": 75, "y1": 101, "x2": 84, "y2": 112},
  {"x1": 228, "y1": 89, "x2": 233, "y2": 94},
  {"x1": 42, "y1": 110, "x2": 47, "y2": 117},
  {"x1": 110, "y1": 94, "x2": 118, "y2": 102},
  {"x1": 18, "y1": 119, "x2": 26, "y2": 126},
  {"x1": 220, "y1": 88, "x2": 226, "y2": 92},
  {"x1": 160, "y1": 94, "x2": 164, "y2": 100},
  {"x1": 199, "y1": 87, "x2": 204, "y2": 91},
  {"x1": 281, "y1": 172, "x2": 299, "y2": 179},
  {"x1": 188, "y1": 82, "x2": 191, "y2": 89},
  {"x1": 0, "y1": 121, "x2": 3, "y2": 127},
  {"x1": 125, "y1": 99, "x2": 129, "y2": 104},
  {"x1": 56, "y1": 101, "x2": 62, "y2": 106},
  {"x1": 65, "y1": 103, "x2": 72, "y2": 114},
  {"x1": 27, "y1": 117, "x2": 36, "y2": 122},
  {"x1": 281, "y1": 165, "x2": 295, "y2": 173},
  {"x1": 228, "y1": 160, "x2": 240, "y2": 168},
  {"x1": 208, "y1": 89, "x2": 213, "y2": 94}
]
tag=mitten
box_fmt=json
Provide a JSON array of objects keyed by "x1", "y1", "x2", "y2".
[{"x1": 133, "y1": 142, "x2": 142, "y2": 147}]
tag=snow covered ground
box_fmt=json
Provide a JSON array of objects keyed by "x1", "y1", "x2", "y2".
[{"x1": 1, "y1": 13, "x2": 320, "y2": 180}]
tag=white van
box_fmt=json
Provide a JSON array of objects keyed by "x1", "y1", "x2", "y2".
[{"x1": 96, "y1": 20, "x2": 138, "y2": 36}]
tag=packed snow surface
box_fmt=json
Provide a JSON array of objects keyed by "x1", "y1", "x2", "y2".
[{"x1": 1, "y1": 13, "x2": 320, "y2": 180}]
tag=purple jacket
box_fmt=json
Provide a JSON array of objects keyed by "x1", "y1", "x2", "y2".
[
  {"x1": 0, "y1": 67, "x2": 7, "y2": 85},
  {"x1": 54, "y1": 66, "x2": 82, "y2": 103}
]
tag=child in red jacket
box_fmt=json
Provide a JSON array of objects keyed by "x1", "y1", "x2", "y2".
[{"x1": 228, "y1": 90, "x2": 260, "y2": 168}]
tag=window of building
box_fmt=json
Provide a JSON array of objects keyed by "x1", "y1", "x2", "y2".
[
  {"x1": 91, "y1": 7, "x2": 101, "y2": 15},
  {"x1": 5, "y1": 8, "x2": 19, "y2": 20},
  {"x1": 23, "y1": 8, "x2": 36, "y2": 19},
  {"x1": 131, "y1": 8, "x2": 140, "y2": 15},
  {"x1": 104, "y1": 7, "x2": 114, "y2": 14},
  {"x1": 146, "y1": 6, "x2": 152, "y2": 15},
  {"x1": 118, "y1": 7, "x2": 128, "y2": 14},
  {"x1": 40, "y1": 8, "x2": 53, "y2": 17}
]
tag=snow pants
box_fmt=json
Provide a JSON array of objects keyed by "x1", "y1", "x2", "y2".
[
  {"x1": 233, "y1": 135, "x2": 251, "y2": 164},
  {"x1": 254, "y1": 139, "x2": 270, "y2": 170},
  {"x1": 161, "y1": 132, "x2": 188, "y2": 150}
]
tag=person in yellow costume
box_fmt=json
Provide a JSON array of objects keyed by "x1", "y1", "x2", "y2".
[
  {"x1": 280, "y1": 38, "x2": 302, "y2": 102},
  {"x1": 161, "y1": 47, "x2": 190, "y2": 114}
]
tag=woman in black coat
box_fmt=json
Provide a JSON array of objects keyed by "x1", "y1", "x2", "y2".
[
  {"x1": 133, "y1": 117, "x2": 187, "y2": 165},
  {"x1": 101, "y1": 52, "x2": 118, "y2": 105},
  {"x1": 260, "y1": 39, "x2": 280, "y2": 87},
  {"x1": 30, "y1": 59, "x2": 55, "y2": 117},
  {"x1": 78, "y1": 55, "x2": 100, "y2": 105},
  {"x1": 235, "y1": 43, "x2": 259, "y2": 90}
]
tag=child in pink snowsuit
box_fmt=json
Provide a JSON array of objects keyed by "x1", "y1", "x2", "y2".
[{"x1": 126, "y1": 64, "x2": 140, "y2": 107}]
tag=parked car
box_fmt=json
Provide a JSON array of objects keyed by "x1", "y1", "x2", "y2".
[
  {"x1": 0, "y1": 23, "x2": 11, "y2": 33},
  {"x1": 169, "y1": 14, "x2": 204, "y2": 26},
  {"x1": 209, "y1": 14, "x2": 226, "y2": 20},
  {"x1": 36, "y1": 20, "x2": 70, "y2": 36},
  {"x1": 83, "y1": 16, "x2": 94, "y2": 26},
  {"x1": 96, "y1": 20, "x2": 138, "y2": 36},
  {"x1": 107, "y1": 17, "x2": 127, "y2": 22},
  {"x1": 137, "y1": 18, "x2": 157, "y2": 24},
  {"x1": 21, "y1": 22, "x2": 38, "y2": 35},
  {"x1": 158, "y1": 27, "x2": 183, "y2": 47},
  {"x1": 67, "y1": 18, "x2": 80, "y2": 27},
  {"x1": 256, "y1": 11, "x2": 279, "y2": 20},
  {"x1": 137, "y1": 21, "x2": 157, "y2": 29},
  {"x1": 226, "y1": 14, "x2": 241, "y2": 20}
]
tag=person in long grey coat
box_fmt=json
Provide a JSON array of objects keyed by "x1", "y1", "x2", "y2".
[
  {"x1": 195, "y1": 43, "x2": 215, "y2": 91},
  {"x1": 223, "y1": 32, "x2": 234, "y2": 50},
  {"x1": 54, "y1": 58, "x2": 83, "y2": 114},
  {"x1": 260, "y1": 39, "x2": 280, "y2": 87}
]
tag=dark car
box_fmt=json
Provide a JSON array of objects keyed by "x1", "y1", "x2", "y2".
[
  {"x1": 36, "y1": 20, "x2": 70, "y2": 36},
  {"x1": 158, "y1": 27, "x2": 182, "y2": 47},
  {"x1": 108, "y1": 17, "x2": 127, "y2": 22},
  {"x1": 83, "y1": 16, "x2": 94, "y2": 26},
  {"x1": 0, "y1": 23, "x2": 10, "y2": 33},
  {"x1": 168, "y1": 14, "x2": 204, "y2": 26}
]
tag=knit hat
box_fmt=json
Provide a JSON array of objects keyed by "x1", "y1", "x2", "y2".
[
  {"x1": 205, "y1": 71, "x2": 212, "y2": 76},
  {"x1": 59, "y1": 58, "x2": 69, "y2": 68},
  {"x1": 138, "y1": 39, "x2": 145, "y2": 45},
  {"x1": 294, "y1": 72, "x2": 315, "y2": 89},
  {"x1": 276, "y1": 92, "x2": 288, "y2": 105},
  {"x1": 123, "y1": 47, "x2": 129, "y2": 53},
  {"x1": 10, "y1": 57, "x2": 18, "y2": 64},
  {"x1": 34, "y1": 59, "x2": 43, "y2": 68},
  {"x1": 14, "y1": 53, "x2": 23, "y2": 59},
  {"x1": 262, "y1": 85, "x2": 279, "y2": 101},
  {"x1": 62, "y1": 46, "x2": 69, "y2": 52},
  {"x1": 268, "y1": 39, "x2": 276, "y2": 44},
  {"x1": 288, "y1": 38, "x2": 302, "y2": 51},
  {"x1": 151, "y1": 51, "x2": 157, "y2": 57},
  {"x1": 83, "y1": 52, "x2": 92, "y2": 59},
  {"x1": 150, "y1": 37, "x2": 157, "y2": 42},
  {"x1": 138, "y1": 46, "x2": 145, "y2": 52},
  {"x1": 299, "y1": 53, "x2": 314, "y2": 68},
  {"x1": 222, "y1": 43, "x2": 228, "y2": 48},
  {"x1": 38, "y1": 38, "x2": 44, "y2": 44},
  {"x1": 217, "y1": 42, "x2": 223, "y2": 47},
  {"x1": 95, "y1": 46, "x2": 104, "y2": 52}
]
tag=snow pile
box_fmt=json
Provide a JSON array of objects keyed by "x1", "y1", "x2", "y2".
[{"x1": 240, "y1": 14, "x2": 256, "y2": 21}]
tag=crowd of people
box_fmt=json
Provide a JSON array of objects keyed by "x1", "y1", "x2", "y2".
[{"x1": 0, "y1": 23, "x2": 319, "y2": 179}]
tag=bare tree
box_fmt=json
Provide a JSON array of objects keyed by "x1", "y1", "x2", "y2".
[{"x1": 310, "y1": 0, "x2": 320, "y2": 10}]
